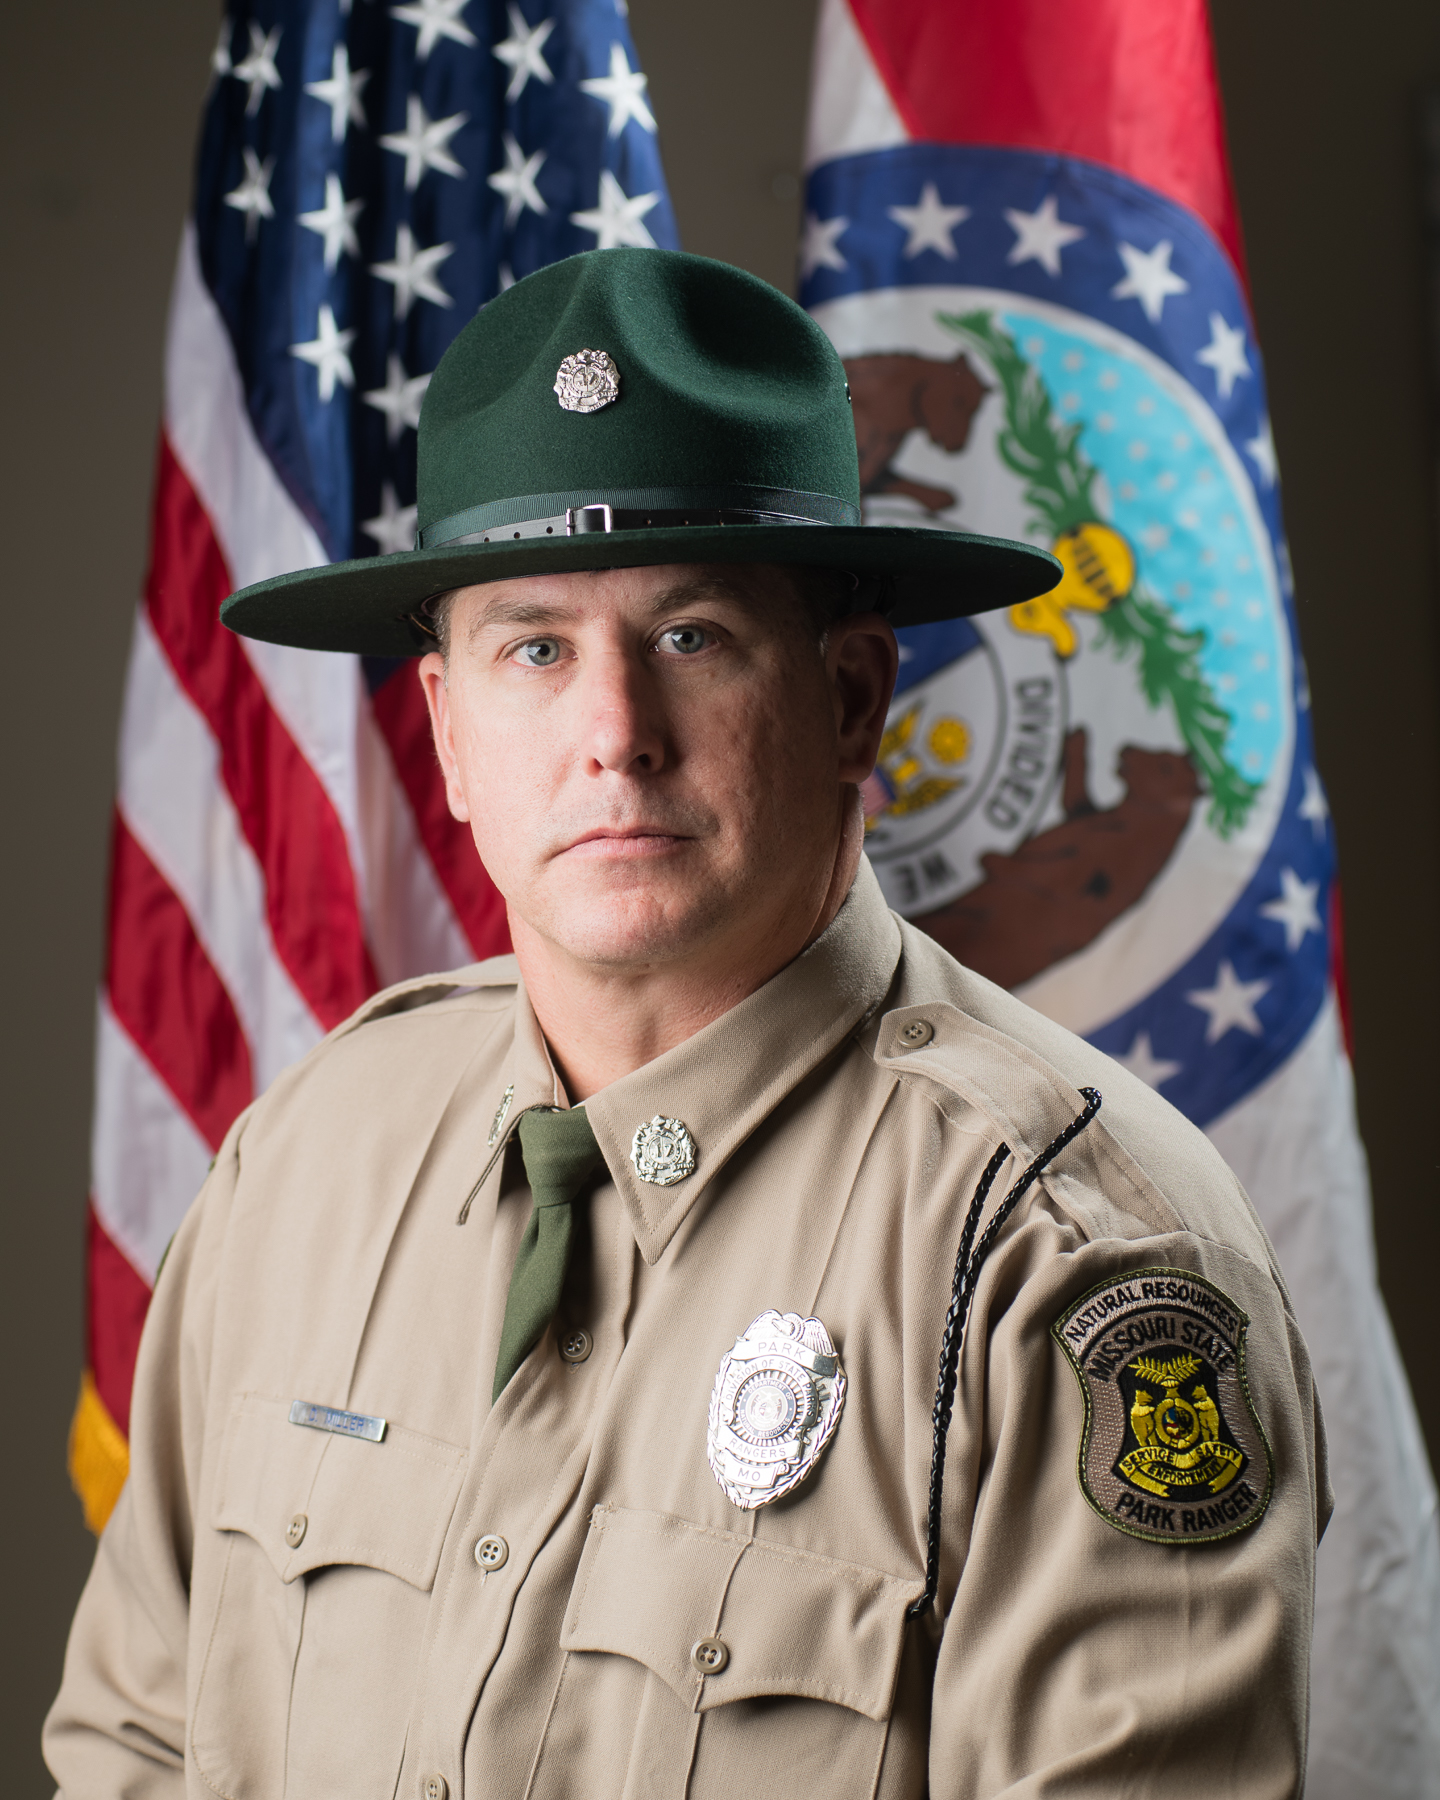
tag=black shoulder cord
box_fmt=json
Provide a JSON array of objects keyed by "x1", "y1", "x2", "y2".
[{"x1": 908, "y1": 1085, "x2": 1103, "y2": 1621}]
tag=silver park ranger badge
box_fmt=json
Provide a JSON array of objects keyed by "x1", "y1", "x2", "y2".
[
  {"x1": 1053, "y1": 1268, "x2": 1273, "y2": 1546},
  {"x1": 707, "y1": 1311, "x2": 846, "y2": 1509},
  {"x1": 630, "y1": 1115, "x2": 696, "y2": 1186},
  {"x1": 554, "y1": 348, "x2": 620, "y2": 413}
]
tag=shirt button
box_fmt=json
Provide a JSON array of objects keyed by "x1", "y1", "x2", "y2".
[
  {"x1": 691, "y1": 1636, "x2": 729, "y2": 1674},
  {"x1": 559, "y1": 1327, "x2": 593, "y2": 1364},
  {"x1": 285, "y1": 1513, "x2": 307, "y2": 1548},
  {"x1": 899, "y1": 1019, "x2": 934, "y2": 1049},
  {"x1": 475, "y1": 1533, "x2": 509, "y2": 1571},
  {"x1": 423, "y1": 1777, "x2": 449, "y2": 1800}
]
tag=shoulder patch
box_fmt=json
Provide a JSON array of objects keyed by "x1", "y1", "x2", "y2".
[{"x1": 1052, "y1": 1267, "x2": 1273, "y2": 1546}]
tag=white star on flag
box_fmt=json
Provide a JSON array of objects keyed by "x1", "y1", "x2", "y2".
[
  {"x1": 380, "y1": 95, "x2": 467, "y2": 191},
  {"x1": 363, "y1": 355, "x2": 431, "y2": 443},
  {"x1": 298, "y1": 173, "x2": 363, "y2": 272},
  {"x1": 390, "y1": 0, "x2": 477, "y2": 59},
  {"x1": 887, "y1": 182, "x2": 969, "y2": 258},
  {"x1": 224, "y1": 147, "x2": 275, "y2": 242},
  {"x1": 1299, "y1": 766, "x2": 1330, "y2": 838},
  {"x1": 493, "y1": 4, "x2": 555, "y2": 99},
  {"x1": 1004, "y1": 194, "x2": 1085, "y2": 277},
  {"x1": 1116, "y1": 1032, "x2": 1182, "y2": 1090},
  {"x1": 570, "y1": 170, "x2": 659, "y2": 248},
  {"x1": 363, "y1": 483, "x2": 419, "y2": 555},
  {"x1": 488, "y1": 133, "x2": 548, "y2": 226},
  {"x1": 1260, "y1": 867, "x2": 1324, "y2": 951},
  {"x1": 305, "y1": 44, "x2": 369, "y2": 143},
  {"x1": 211, "y1": 19, "x2": 233, "y2": 77},
  {"x1": 1245, "y1": 415, "x2": 1278, "y2": 485},
  {"x1": 371, "y1": 224, "x2": 455, "y2": 318},
  {"x1": 1196, "y1": 312, "x2": 1252, "y2": 400},
  {"x1": 801, "y1": 213, "x2": 849, "y2": 278},
  {"x1": 1111, "y1": 239, "x2": 1189, "y2": 323},
  {"x1": 232, "y1": 22, "x2": 282, "y2": 118},
  {"x1": 290, "y1": 304, "x2": 355, "y2": 402},
  {"x1": 1186, "y1": 959, "x2": 1269, "y2": 1043},
  {"x1": 579, "y1": 42, "x2": 656, "y2": 136}
]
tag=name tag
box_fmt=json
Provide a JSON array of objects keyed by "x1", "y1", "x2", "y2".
[{"x1": 288, "y1": 1399, "x2": 387, "y2": 1443}]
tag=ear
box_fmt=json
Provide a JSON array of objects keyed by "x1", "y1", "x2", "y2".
[
  {"x1": 825, "y1": 612, "x2": 898, "y2": 783},
  {"x1": 417, "y1": 652, "x2": 472, "y2": 822}
]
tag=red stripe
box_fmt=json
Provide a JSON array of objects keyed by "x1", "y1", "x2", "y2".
[
  {"x1": 87, "y1": 1205, "x2": 153, "y2": 1439},
  {"x1": 1330, "y1": 883, "x2": 1354, "y2": 1062},
  {"x1": 369, "y1": 669, "x2": 512, "y2": 960},
  {"x1": 145, "y1": 434, "x2": 378, "y2": 1029},
  {"x1": 106, "y1": 811, "x2": 253, "y2": 1150},
  {"x1": 846, "y1": 0, "x2": 1246, "y2": 278}
]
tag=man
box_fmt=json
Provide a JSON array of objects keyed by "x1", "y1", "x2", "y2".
[{"x1": 47, "y1": 249, "x2": 1328, "y2": 1798}]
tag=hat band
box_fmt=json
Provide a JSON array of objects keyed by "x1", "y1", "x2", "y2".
[{"x1": 418, "y1": 483, "x2": 860, "y2": 550}]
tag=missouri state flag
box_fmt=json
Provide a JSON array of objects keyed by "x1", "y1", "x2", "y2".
[{"x1": 800, "y1": 2, "x2": 1440, "y2": 1793}]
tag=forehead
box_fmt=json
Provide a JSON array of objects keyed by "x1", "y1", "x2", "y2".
[{"x1": 449, "y1": 562, "x2": 795, "y2": 634}]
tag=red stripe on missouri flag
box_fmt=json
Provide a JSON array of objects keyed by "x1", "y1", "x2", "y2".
[{"x1": 846, "y1": 0, "x2": 1246, "y2": 274}]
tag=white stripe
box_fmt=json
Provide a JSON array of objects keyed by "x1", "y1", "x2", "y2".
[
  {"x1": 162, "y1": 225, "x2": 370, "y2": 915},
  {"x1": 91, "y1": 999, "x2": 213, "y2": 1285},
  {"x1": 355, "y1": 693, "x2": 475, "y2": 986},
  {"x1": 117, "y1": 610, "x2": 322, "y2": 1087},
  {"x1": 163, "y1": 225, "x2": 328, "y2": 591},
  {"x1": 804, "y1": 0, "x2": 908, "y2": 172},
  {"x1": 161, "y1": 222, "x2": 470, "y2": 979},
  {"x1": 1208, "y1": 996, "x2": 1440, "y2": 1797}
]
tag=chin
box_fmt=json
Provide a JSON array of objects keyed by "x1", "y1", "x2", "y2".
[{"x1": 535, "y1": 879, "x2": 729, "y2": 970}]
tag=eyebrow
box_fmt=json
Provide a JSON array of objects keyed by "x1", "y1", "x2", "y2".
[{"x1": 464, "y1": 573, "x2": 764, "y2": 643}]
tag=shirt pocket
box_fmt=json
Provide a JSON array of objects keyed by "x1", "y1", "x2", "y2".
[
  {"x1": 536, "y1": 1503, "x2": 921, "y2": 1800},
  {"x1": 192, "y1": 1391, "x2": 467, "y2": 1800}
]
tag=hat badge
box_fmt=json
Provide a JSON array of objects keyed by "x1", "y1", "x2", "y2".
[
  {"x1": 554, "y1": 347, "x2": 620, "y2": 414},
  {"x1": 707, "y1": 1311, "x2": 847, "y2": 1509}
]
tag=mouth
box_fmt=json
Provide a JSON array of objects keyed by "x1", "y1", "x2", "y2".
[{"x1": 560, "y1": 827, "x2": 694, "y2": 860}]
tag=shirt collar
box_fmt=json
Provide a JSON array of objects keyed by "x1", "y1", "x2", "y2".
[{"x1": 565, "y1": 857, "x2": 902, "y2": 1264}]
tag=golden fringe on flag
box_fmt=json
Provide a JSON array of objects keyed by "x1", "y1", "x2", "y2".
[{"x1": 68, "y1": 1370, "x2": 129, "y2": 1535}]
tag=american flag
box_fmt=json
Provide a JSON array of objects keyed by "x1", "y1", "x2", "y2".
[{"x1": 72, "y1": 0, "x2": 677, "y2": 1529}]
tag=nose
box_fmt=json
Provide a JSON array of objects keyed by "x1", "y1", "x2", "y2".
[{"x1": 577, "y1": 642, "x2": 668, "y2": 777}]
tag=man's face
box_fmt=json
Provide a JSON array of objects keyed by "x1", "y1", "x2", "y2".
[{"x1": 419, "y1": 562, "x2": 896, "y2": 976}]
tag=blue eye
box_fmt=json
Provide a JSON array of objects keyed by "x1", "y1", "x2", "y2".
[
  {"x1": 514, "y1": 639, "x2": 562, "y2": 666},
  {"x1": 656, "y1": 625, "x2": 711, "y2": 656}
]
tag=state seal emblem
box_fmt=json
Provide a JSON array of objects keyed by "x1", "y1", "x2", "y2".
[
  {"x1": 1052, "y1": 1267, "x2": 1273, "y2": 1545},
  {"x1": 803, "y1": 142, "x2": 1335, "y2": 1140},
  {"x1": 553, "y1": 347, "x2": 620, "y2": 413},
  {"x1": 707, "y1": 1311, "x2": 846, "y2": 1509},
  {"x1": 629, "y1": 1115, "x2": 696, "y2": 1186}
]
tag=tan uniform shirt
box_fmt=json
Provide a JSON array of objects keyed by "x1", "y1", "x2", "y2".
[{"x1": 46, "y1": 860, "x2": 1328, "y2": 1799}]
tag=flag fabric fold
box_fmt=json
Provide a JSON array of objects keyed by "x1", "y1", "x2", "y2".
[
  {"x1": 76, "y1": 0, "x2": 676, "y2": 1515},
  {"x1": 801, "y1": 2, "x2": 1440, "y2": 1793}
]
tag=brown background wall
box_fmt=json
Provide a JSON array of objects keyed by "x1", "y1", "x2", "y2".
[{"x1": 3, "y1": 2, "x2": 1437, "y2": 1789}]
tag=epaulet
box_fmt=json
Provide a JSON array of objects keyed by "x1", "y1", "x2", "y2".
[
  {"x1": 330, "y1": 953, "x2": 521, "y2": 1041},
  {"x1": 865, "y1": 994, "x2": 1095, "y2": 1168}
]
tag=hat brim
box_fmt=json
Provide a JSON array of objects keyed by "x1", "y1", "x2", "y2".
[{"x1": 220, "y1": 523, "x2": 1061, "y2": 658}]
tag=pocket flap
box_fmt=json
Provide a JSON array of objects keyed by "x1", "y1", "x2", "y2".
[
  {"x1": 213, "y1": 1392, "x2": 467, "y2": 1590},
  {"x1": 560, "y1": 1504, "x2": 919, "y2": 1721}
]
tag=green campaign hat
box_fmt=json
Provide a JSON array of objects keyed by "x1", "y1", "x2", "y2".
[{"x1": 221, "y1": 247, "x2": 1059, "y2": 657}]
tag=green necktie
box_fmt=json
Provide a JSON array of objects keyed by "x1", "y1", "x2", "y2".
[{"x1": 493, "y1": 1107, "x2": 603, "y2": 1401}]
